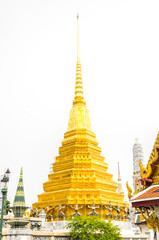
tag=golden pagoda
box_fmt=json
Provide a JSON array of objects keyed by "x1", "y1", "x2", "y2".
[{"x1": 33, "y1": 15, "x2": 129, "y2": 220}]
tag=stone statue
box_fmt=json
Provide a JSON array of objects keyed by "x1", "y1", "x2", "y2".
[
  {"x1": 56, "y1": 203, "x2": 66, "y2": 220},
  {"x1": 112, "y1": 204, "x2": 120, "y2": 220},
  {"x1": 70, "y1": 202, "x2": 84, "y2": 216},
  {"x1": 87, "y1": 201, "x2": 100, "y2": 216},
  {"x1": 103, "y1": 203, "x2": 113, "y2": 219},
  {"x1": 121, "y1": 205, "x2": 129, "y2": 220},
  {"x1": 30, "y1": 207, "x2": 40, "y2": 217},
  {"x1": 44, "y1": 205, "x2": 54, "y2": 222}
]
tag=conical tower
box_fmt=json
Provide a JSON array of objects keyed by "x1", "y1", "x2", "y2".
[
  {"x1": 33, "y1": 15, "x2": 128, "y2": 220},
  {"x1": 117, "y1": 162, "x2": 124, "y2": 195},
  {"x1": 13, "y1": 167, "x2": 25, "y2": 206},
  {"x1": 8, "y1": 167, "x2": 28, "y2": 228}
]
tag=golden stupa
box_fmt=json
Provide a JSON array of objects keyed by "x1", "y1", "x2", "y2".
[{"x1": 33, "y1": 15, "x2": 129, "y2": 220}]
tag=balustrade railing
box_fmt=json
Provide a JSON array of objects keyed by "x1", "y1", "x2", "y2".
[{"x1": 32, "y1": 233, "x2": 148, "y2": 240}]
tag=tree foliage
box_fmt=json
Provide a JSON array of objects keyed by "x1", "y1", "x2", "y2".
[
  {"x1": 5, "y1": 200, "x2": 12, "y2": 215},
  {"x1": 66, "y1": 216, "x2": 122, "y2": 240}
]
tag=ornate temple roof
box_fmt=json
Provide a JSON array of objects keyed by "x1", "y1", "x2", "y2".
[
  {"x1": 129, "y1": 133, "x2": 159, "y2": 206},
  {"x1": 129, "y1": 133, "x2": 159, "y2": 232}
]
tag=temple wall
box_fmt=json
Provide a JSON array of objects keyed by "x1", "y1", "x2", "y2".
[
  {"x1": 2, "y1": 231, "x2": 149, "y2": 240},
  {"x1": 1, "y1": 217, "x2": 149, "y2": 240},
  {"x1": 1, "y1": 220, "x2": 149, "y2": 240}
]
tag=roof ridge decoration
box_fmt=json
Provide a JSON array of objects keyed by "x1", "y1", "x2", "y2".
[
  {"x1": 126, "y1": 181, "x2": 132, "y2": 199},
  {"x1": 13, "y1": 167, "x2": 26, "y2": 206},
  {"x1": 139, "y1": 133, "x2": 159, "y2": 181}
]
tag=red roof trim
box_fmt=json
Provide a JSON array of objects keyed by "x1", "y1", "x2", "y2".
[{"x1": 132, "y1": 199, "x2": 159, "y2": 208}]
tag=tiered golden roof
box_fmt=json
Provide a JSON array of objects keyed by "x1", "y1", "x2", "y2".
[{"x1": 33, "y1": 15, "x2": 128, "y2": 220}]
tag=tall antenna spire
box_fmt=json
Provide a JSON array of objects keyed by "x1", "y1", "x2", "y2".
[
  {"x1": 77, "y1": 13, "x2": 80, "y2": 62},
  {"x1": 73, "y1": 14, "x2": 85, "y2": 105}
]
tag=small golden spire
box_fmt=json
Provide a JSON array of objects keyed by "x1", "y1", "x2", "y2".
[{"x1": 135, "y1": 137, "x2": 138, "y2": 143}]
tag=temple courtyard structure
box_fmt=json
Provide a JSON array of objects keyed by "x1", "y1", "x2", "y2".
[{"x1": 127, "y1": 133, "x2": 159, "y2": 240}]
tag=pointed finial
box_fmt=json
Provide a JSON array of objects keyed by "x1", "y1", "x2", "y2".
[
  {"x1": 20, "y1": 167, "x2": 23, "y2": 177},
  {"x1": 135, "y1": 137, "x2": 138, "y2": 143},
  {"x1": 77, "y1": 13, "x2": 79, "y2": 58}
]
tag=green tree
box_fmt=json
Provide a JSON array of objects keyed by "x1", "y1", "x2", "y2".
[
  {"x1": 5, "y1": 200, "x2": 12, "y2": 215},
  {"x1": 67, "y1": 216, "x2": 122, "y2": 240}
]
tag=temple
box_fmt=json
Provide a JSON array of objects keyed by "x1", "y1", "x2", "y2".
[
  {"x1": 33, "y1": 15, "x2": 128, "y2": 220},
  {"x1": 128, "y1": 133, "x2": 159, "y2": 239}
]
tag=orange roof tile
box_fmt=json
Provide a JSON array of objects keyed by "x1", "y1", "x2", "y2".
[{"x1": 131, "y1": 185, "x2": 159, "y2": 202}]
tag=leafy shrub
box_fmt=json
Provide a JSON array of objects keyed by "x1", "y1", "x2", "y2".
[{"x1": 66, "y1": 216, "x2": 122, "y2": 240}]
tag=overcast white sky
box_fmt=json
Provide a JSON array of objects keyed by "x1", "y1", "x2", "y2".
[{"x1": 0, "y1": 0, "x2": 159, "y2": 206}]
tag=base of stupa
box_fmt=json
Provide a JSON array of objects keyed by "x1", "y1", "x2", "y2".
[{"x1": 33, "y1": 199, "x2": 129, "y2": 222}]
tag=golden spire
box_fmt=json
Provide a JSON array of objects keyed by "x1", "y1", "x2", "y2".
[
  {"x1": 135, "y1": 137, "x2": 138, "y2": 143},
  {"x1": 73, "y1": 14, "x2": 85, "y2": 105}
]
